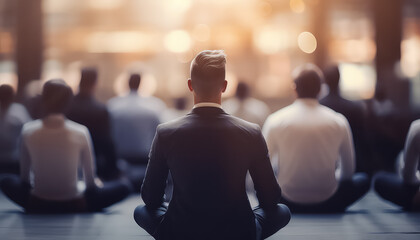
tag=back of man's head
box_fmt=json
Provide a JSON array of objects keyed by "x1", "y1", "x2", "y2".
[
  {"x1": 0, "y1": 84, "x2": 14, "y2": 111},
  {"x1": 293, "y1": 64, "x2": 324, "y2": 99},
  {"x1": 79, "y1": 67, "x2": 98, "y2": 95},
  {"x1": 42, "y1": 79, "x2": 73, "y2": 114},
  {"x1": 236, "y1": 81, "x2": 250, "y2": 100},
  {"x1": 323, "y1": 65, "x2": 340, "y2": 92},
  {"x1": 128, "y1": 73, "x2": 141, "y2": 91},
  {"x1": 190, "y1": 50, "x2": 226, "y2": 99}
]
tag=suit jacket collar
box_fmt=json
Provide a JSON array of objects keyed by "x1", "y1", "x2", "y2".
[{"x1": 190, "y1": 106, "x2": 226, "y2": 116}]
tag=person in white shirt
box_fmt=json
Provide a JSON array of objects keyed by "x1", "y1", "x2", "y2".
[
  {"x1": 374, "y1": 120, "x2": 420, "y2": 211},
  {"x1": 262, "y1": 64, "x2": 370, "y2": 213},
  {"x1": 0, "y1": 79, "x2": 131, "y2": 213},
  {"x1": 223, "y1": 81, "x2": 270, "y2": 127},
  {"x1": 0, "y1": 85, "x2": 32, "y2": 174}
]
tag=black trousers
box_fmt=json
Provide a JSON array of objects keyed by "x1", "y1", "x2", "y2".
[
  {"x1": 133, "y1": 203, "x2": 291, "y2": 240},
  {"x1": 0, "y1": 174, "x2": 131, "y2": 213},
  {"x1": 280, "y1": 173, "x2": 370, "y2": 213},
  {"x1": 373, "y1": 171, "x2": 420, "y2": 211}
]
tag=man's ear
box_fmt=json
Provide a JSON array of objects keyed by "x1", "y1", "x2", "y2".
[
  {"x1": 221, "y1": 80, "x2": 228, "y2": 93},
  {"x1": 187, "y1": 79, "x2": 193, "y2": 92}
]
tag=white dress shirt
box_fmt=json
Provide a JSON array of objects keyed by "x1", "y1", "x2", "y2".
[
  {"x1": 403, "y1": 120, "x2": 420, "y2": 184},
  {"x1": 20, "y1": 114, "x2": 96, "y2": 200},
  {"x1": 262, "y1": 99, "x2": 355, "y2": 204}
]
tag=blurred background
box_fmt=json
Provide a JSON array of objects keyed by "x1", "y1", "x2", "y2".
[
  {"x1": 0, "y1": 0, "x2": 418, "y2": 104},
  {"x1": 1, "y1": 0, "x2": 420, "y2": 172}
]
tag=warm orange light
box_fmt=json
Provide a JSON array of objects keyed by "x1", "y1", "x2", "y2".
[
  {"x1": 193, "y1": 24, "x2": 211, "y2": 42},
  {"x1": 86, "y1": 31, "x2": 158, "y2": 53},
  {"x1": 87, "y1": 0, "x2": 123, "y2": 10},
  {"x1": 254, "y1": 27, "x2": 290, "y2": 54},
  {"x1": 290, "y1": 0, "x2": 305, "y2": 13},
  {"x1": 298, "y1": 32, "x2": 317, "y2": 54},
  {"x1": 164, "y1": 30, "x2": 192, "y2": 53}
]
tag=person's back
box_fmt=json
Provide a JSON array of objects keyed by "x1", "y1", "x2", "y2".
[
  {"x1": 66, "y1": 67, "x2": 118, "y2": 179},
  {"x1": 108, "y1": 74, "x2": 160, "y2": 160},
  {"x1": 320, "y1": 65, "x2": 369, "y2": 173},
  {"x1": 265, "y1": 99, "x2": 350, "y2": 202},
  {"x1": 0, "y1": 85, "x2": 31, "y2": 172},
  {"x1": 0, "y1": 79, "x2": 130, "y2": 213},
  {"x1": 21, "y1": 117, "x2": 91, "y2": 200},
  {"x1": 263, "y1": 64, "x2": 369, "y2": 213},
  {"x1": 135, "y1": 50, "x2": 290, "y2": 240}
]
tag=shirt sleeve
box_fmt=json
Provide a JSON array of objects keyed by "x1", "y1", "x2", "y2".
[
  {"x1": 338, "y1": 116, "x2": 356, "y2": 180},
  {"x1": 141, "y1": 128, "x2": 169, "y2": 209},
  {"x1": 81, "y1": 128, "x2": 96, "y2": 188},
  {"x1": 19, "y1": 136, "x2": 31, "y2": 184},
  {"x1": 403, "y1": 121, "x2": 420, "y2": 184},
  {"x1": 249, "y1": 127, "x2": 282, "y2": 208}
]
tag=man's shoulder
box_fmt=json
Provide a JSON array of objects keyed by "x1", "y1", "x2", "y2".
[{"x1": 22, "y1": 119, "x2": 43, "y2": 135}]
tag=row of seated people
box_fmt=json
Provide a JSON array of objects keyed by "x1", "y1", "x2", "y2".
[{"x1": 0, "y1": 50, "x2": 418, "y2": 237}]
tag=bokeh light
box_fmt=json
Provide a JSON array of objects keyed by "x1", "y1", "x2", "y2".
[
  {"x1": 164, "y1": 30, "x2": 192, "y2": 53},
  {"x1": 298, "y1": 31, "x2": 317, "y2": 54}
]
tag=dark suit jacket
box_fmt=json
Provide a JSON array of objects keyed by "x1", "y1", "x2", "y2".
[
  {"x1": 66, "y1": 94, "x2": 117, "y2": 177},
  {"x1": 141, "y1": 107, "x2": 282, "y2": 240},
  {"x1": 320, "y1": 93, "x2": 369, "y2": 172}
]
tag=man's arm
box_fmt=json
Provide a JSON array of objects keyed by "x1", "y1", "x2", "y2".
[
  {"x1": 339, "y1": 116, "x2": 356, "y2": 180},
  {"x1": 403, "y1": 121, "x2": 420, "y2": 184},
  {"x1": 249, "y1": 128, "x2": 282, "y2": 208},
  {"x1": 81, "y1": 128, "x2": 96, "y2": 189},
  {"x1": 141, "y1": 128, "x2": 169, "y2": 209}
]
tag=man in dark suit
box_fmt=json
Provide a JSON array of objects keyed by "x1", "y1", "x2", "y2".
[
  {"x1": 133, "y1": 50, "x2": 290, "y2": 240},
  {"x1": 66, "y1": 67, "x2": 119, "y2": 180},
  {"x1": 320, "y1": 65, "x2": 370, "y2": 174}
]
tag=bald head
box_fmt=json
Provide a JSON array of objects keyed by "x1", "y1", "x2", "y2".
[{"x1": 189, "y1": 50, "x2": 227, "y2": 100}]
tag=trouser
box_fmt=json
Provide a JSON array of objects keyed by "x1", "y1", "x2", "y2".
[
  {"x1": 0, "y1": 174, "x2": 131, "y2": 213},
  {"x1": 133, "y1": 203, "x2": 291, "y2": 240},
  {"x1": 373, "y1": 171, "x2": 420, "y2": 211},
  {"x1": 280, "y1": 173, "x2": 370, "y2": 213}
]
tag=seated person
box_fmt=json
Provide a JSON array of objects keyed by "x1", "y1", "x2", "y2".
[
  {"x1": 0, "y1": 79, "x2": 131, "y2": 213},
  {"x1": 374, "y1": 120, "x2": 420, "y2": 211},
  {"x1": 0, "y1": 84, "x2": 31, "y2": 174},
  {"x1": 262, "y1": 64, "x2": 370, "y2": 213},
  {"x1": 108, "y1": 74, "x2": 160, "y2": 188},
  {"x1": 67, "y1": 68, "x2": 119, "y2": 180},
  {"x1": 133, "y1": 50, "x2": 290, "y2": 240}
]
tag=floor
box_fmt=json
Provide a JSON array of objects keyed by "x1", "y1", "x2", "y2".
[{"x1": 0, "y1": 191, "x2": 419, "y2": 240}]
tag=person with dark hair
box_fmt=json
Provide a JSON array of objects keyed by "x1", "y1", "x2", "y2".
[
  {"x1": 373, "y1": 120, "x2": 420, "y2": 211},
  {"x1": 0, "y1": 79, "x2": 131, "y2": 213},
  {"x1": 133, "y1": 50, "x2": 290, "y2": 240},
  {"x1": 320, "y1": 65, "x2": 370, "y2": 174},
  {"x1": 0, "y1": 84, "x2": 31, "y2": 173},
  {"x1": 262, "y1": 64, "x2": 370, "y2": 213},
  {"x1": 108, "y1": 73, "x2": 161, "y2": 189},
  {"x1": 66, "y1": 67, "x2": 119, "y2": 180},
  {"x1": 223, "y1": 81, "x2": 270, "y2": 127}
]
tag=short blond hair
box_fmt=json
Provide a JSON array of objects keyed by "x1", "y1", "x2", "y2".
[{"x1": 190, "y1": 50, "x2": 226, "y2": 81}]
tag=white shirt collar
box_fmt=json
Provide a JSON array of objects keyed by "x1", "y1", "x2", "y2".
[{"x1": 193, "y1": 102, "x2": 222, "y2": 109}]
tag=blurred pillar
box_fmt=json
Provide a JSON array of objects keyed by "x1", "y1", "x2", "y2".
[
  {"x1": 16, "y1": 0, "x2": 43, "y2": 100},
  {"x1": 373, "y1": 0, "x2": 403, "y2": 90},
  {"x1": 311, "y1": 0, "x2": 330, "y2": 69}
]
